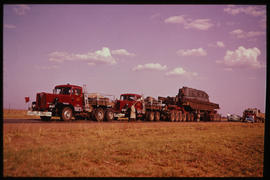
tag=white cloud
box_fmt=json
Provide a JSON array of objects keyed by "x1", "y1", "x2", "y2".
[
  {"x1": 209, "y1": 41, "x2": 225, "y2": 48},
  {"x1": 224, "y1": 5, "x2": 266, "y2": 17},
  {"x1": 164, "y1": 15, "x2": 186, "y2": 24},
  {"x1": 132, "y1": 63, "x2": 167, "y2": 71},
  {"x1": 218, "y1": 46, "x2": 263, "y2": 69},
  {"x1": 230, "y1": 29, "x2": 243, "y2": 36},
  {"x1": 217, "y1": 41, "x2": 225, "y2": 48},
  {"x1": 49, "y1": 47, "x2": 117, "y2": 65},
  {"x1": 164, "y1": 15, "x2": 213, "y2": 30},
  {"x1": 111, "y1": 49, "x2": 135, "y2": 56},
  {"x1": 166, "y1": 67, "x2": 186, "y2": 75},
  {"x1": 166, "y1": 67, "x2": 198, "y2": 78},
  {"x1": 35, "y1": 65, "x2": 59, "y2": 70},
  {"x1": 13, "y1": 5, "x2": 31, "y2": 16},
  {"x1": 4, "y1": 24, "x2": 16, "y2": 29},
  {"x1": 230, "y1": 29, "x2": 265, "y2": 39},
  {"x1": 185, "y1": 19, "x2": 213, "y2": 30},
  {"x1": 177, "y1": 48, "x2": 207, "y2": 57}
]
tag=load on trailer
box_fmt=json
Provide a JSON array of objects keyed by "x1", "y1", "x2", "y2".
[
  {"x1": 27, "y1": 84, "x2": 220, "y2": 122},
  {"x1": 110, "y1": 86, "x2": 220, "y2": 122}
]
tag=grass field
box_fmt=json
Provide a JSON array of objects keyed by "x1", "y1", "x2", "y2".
[
  {"x1": 4, "y1": 109, "x2": 34, "y2": 119},
  {"x1": 3, "y1": 117, "x2": 265, "y2": 177},
  {"x1": 3, "y1": 109, "x2": 59, "y2": 120}
]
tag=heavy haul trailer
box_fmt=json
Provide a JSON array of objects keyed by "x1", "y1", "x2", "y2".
[
  {"x1": 177, "y1": 87, "x2": 220, "y2": 121},
  {"x1": 27, "y1": 84, "x2": 220, "y2": 122},
  {"x1": 157, "y1": 87, "x2": 220, "y2": 122},
  {"x1": 115, "y1": 87, "x2": 220, "y2": 122},
  {"x1": 27, "y1": 84, "x2": 115, "y2": 121}
]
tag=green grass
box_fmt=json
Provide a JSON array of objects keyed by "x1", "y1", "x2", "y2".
[{"x1": 3, "y1": 122, "x2": 264, "y2": 177}]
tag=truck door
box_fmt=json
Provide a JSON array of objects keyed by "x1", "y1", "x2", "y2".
[{"x1": 71, "y1": 87, "x2": 83, "y2": 112}]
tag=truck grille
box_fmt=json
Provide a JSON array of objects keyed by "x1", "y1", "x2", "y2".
[{"x1": 36, "y1": 93, "x2": 46, "y2": 110}]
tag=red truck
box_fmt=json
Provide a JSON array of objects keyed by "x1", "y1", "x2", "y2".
[{"x1": 27, "y1": 84, "x2": 114, "y2": 121}]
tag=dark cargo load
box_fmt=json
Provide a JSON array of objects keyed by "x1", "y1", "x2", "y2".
[
  {"x1": 178, "y1": 86, "x2": 209, "y2": 102},
  {"x1": 181, "y1": 98, "x2": 219, "y2": 111},
  {"x1": 177, "y1": 86, "x2": 219, "y2": 111}
]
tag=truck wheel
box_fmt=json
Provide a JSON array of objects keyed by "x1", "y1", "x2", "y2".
[
  {"x1": 40, "y1": 116, "x2": 51, "y2": 121},
  {"x1": 183, "y1": 113, "x2": 186, "y2": 122},
  {"x1": 61, "y1": 107, "x2": 73, "y2": 121},
  {"x1": 179, "y1": 111, "x2": 183, "y2": 122},
  {"x1": 170, "y1": 111, "x2": 175, "y2": 122},
  {"x1": 175, "y1": 112, "x2": 179, "y2": 122},
  {"x1": 105, "y1": 109, "x2": 114, "y2": 121},
  {"x1": 154, "y1": 111, "x2": 160, "y2": 121},
  {"x1": 186, "y1": 113, "x2": 189, "y2": 122},
  {"x1": 95, "y1": 108, "x2": 104, "y2": 122},
  {"x1": 147, "y1": 111, "x2": 155, "y2": 121}
]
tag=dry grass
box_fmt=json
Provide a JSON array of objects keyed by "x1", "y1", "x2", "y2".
[
  {"x1": 3, "y1": 109, "x2": 59, "y2": 120},
  {"x1": 3, "y1": 121, "x2": 264, "y2": 177},
  {"x1": 3, "y1": 109, "x2": 37, "y2": 119}
]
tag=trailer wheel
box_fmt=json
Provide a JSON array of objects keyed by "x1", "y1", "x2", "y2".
[
  {"x1": 183, "y1": 113, "x2": 186, "y2": 122},
  {"x1": 61, "y1": 107, "x2": 73, "y2": 121},
  {"x1": 175, "y1": 112, "x2": 179, "y2": 122},
  {"x1": 154, "y1": 111, "x2": 160, "y2": 121},
  {"x1": 179, "y1": 111, "x2": 183, "y2": 122},
  {"x1": 170, "y1": 111, "x2": 175, "y2": 122},
  {"x1": 147, "y1": 111, "x2": 155, "y2": 121},
  {"x1": 40, "y1": 116, "x2": 51, "y2": 121},
  {"x1": 105, "y1": 109, "x2": 114, "y2": 121},
  {"x1": 94, "y1": 108, "x2": 104, "y2": 122}
]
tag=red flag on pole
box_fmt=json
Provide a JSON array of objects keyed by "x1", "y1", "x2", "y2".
[{"x1": 25, "y1": 97, "x2": 30, "y2": 103}]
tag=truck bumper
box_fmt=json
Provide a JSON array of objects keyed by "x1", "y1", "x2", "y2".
[
  {"x1": 27, "y1": 111, "x2": 52, "y2": 117},
  {"x1": 114, "y1": 113, "x2": 125, "y2": 118}
]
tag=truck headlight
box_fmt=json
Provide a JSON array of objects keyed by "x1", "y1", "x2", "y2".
[{"x1": 49, "y1": 104, "x2": 55, "y2": 109}]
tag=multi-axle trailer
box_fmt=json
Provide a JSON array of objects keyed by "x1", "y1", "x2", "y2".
[{"x1": 27, "y1": 84, "x2": 220, "y2": 122}]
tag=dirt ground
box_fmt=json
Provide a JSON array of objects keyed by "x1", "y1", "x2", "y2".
[{"x1": 3, "y1": 119, "x2": 265, "y2": 177}]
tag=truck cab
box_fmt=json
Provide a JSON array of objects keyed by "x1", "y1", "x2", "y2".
[
  {"x1": 28, "y1": 84, "x2": 84, "y2": 121},
  {"x1": 114, "y1": 93, "x2": 144, "y2": 117},
  {"x1": 53, "y1": 84, "x2": 84, "y2": 112}
]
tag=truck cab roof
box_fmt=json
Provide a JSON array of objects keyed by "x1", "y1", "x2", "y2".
[
  {"x1": 121, "y1": 94, "x2": 142, "y2": 98},
  {"x1": 54, "y1": 84, "x2": 82, "y2": 89}
]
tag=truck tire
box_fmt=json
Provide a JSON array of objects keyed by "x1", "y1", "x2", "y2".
[
  {"x1": 170, "y1": 111, "x2": 175, "y2": 122},
  {"x1": 105, "y1": 109, "x2": 114, "y2": 121},
  {"x1": 175, "y1": 112, "x2": 179, "y2": 122},
  {"x1": 94, "y1": 108, "x2": 104, "y2": 122},
  {"x1": 191, "y1": 113, "x2": 194, "y2": 122},
  {"x1": 147, "y1": 111, "x2": 155, "y2": 121},
  {"x1": 40, "y1": 116, "x2": 51, "y2": 121},
  {"x1": 179, "y1": 111, "x2": 183, "y2": 122},
  {"x1": 183, "y1": 113, "x2": 186, "y2": 122},
  {"x1": 154, "y1": 111, "x2": 160, "y2": 121},
  {"x1": 61, "y1": 107, "x2": 73, "y2": 121}
]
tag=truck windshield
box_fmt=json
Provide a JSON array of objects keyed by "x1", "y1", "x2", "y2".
[
  {"x1": 121, "y1": 95, "x2": 136, "y2": 101},
  {"x1": 54, "y1": 87, "x2": 71, "y2": 95}
]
